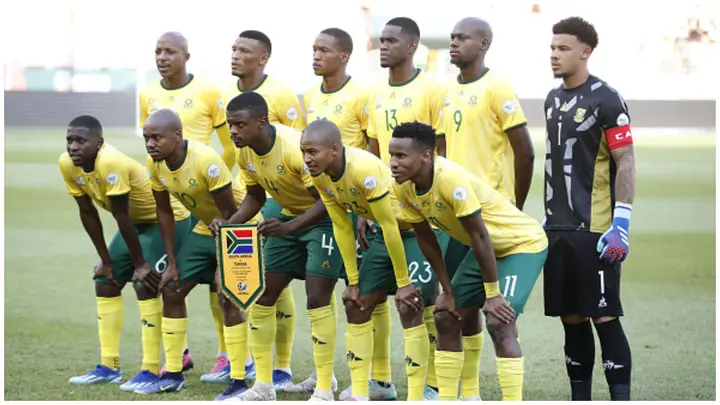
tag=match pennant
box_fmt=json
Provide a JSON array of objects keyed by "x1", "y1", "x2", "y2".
[{"x1": 217, "y1": 223, "x2": 265, "y2": 311}]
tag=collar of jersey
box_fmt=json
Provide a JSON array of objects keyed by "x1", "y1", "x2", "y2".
[
  {"x1": 456, "y1": 67, "x2": 490, "y2": 85},
  {"x1": 329, "y1": 147, "x2": 347, "y2": 182},
  {"x1": 255, "y1": 125, "x2": 277, "y2": 157},
  {"x1": 238, "y1": 74, "x2": 268, "y2": 93},
  {"x1": 160, "y1": 74, "x2": 194, "y2": 91},
  {"x1": 81, "y1": 144, "x2": 107, "y2": 174},
  {"x1": 321, "y1": 76, "x2": 352, "y2": 95},
  {"x1": 166, "y1": 140, "x2": 189, "y2": 172},
  {"x1": 389, "y1": 68, "x2": 421, "y2": 87},
  {"x1": 414, "y1": 159, "x2": 435, "y2": 196}
]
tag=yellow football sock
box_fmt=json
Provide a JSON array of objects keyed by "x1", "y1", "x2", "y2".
[
  {"x1": 209, "y1": 292, "x2": 227, "y2": 354},
  {"x1": 497, "y1": 357, "x2": 524, "y2": 401},
  {"x1": 162, "y1": 317, "x2": 188, "y2": 373},
  {"x1": 308, "y1": 306, "x2": 336, "y2": 391},
  {"x1": 423, "y1": 306, "x2": 438, "y2": 388},
  {"x1": 346, "y1": 321, "x2": 374, "y2": 397},
  {"x1": 371, "y1": 300, "x2": 392, "y2": 383},
  {"x1": 275, "y1": 286, "x2": 295, "y2": 369},
  {"x1": 138, "y1": 298, "x2": 162, "y2": 374},
  {"x1": 97, "y1": 296, "x2": 123, "y2": 370},
  {"x1": 404, "y1": 324, "x2": 430, "y2": 401},
  {"x1": 250, "y1": 304, "x2": 276, "y2": 384},
  {"x1": 460, "y1": 333, "x2": 484, "y2": 399},
  {"x1": 224, "y1": 322, "x2": 248, "y2": 381},
  {"x1": 184, "y1": 297, "x2": 190, "y2": 349},
  {"x1": 435, "y1": 350, "x2": 464, "y2": 400}
]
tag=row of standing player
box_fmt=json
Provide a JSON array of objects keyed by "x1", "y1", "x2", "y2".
[{"x1": 62, "y1": 13, "x2": 635, "y2": 402}]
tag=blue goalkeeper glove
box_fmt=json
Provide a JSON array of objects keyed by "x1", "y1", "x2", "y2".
[{"x1": 596, "y1": 203, "x2": 631, "y2": 264}]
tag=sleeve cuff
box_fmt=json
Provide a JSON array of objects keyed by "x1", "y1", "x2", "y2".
[
  {"x1": 504, "y1": 122, "x2": 528, "y2": 133},
  {"x1": 210, "y1": 182, "x2": 232, "y2": 194},
  {"x1": 458, "y1": 208, "x2": 482, "y2": 219},
  {"x1": 367, "y1": 190, "x2": 389, "y2": 203}
]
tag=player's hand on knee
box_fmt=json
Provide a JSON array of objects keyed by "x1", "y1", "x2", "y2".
[
  {"x1": 258, "y1": 218, "x2": 291, "y2": 237},
  {"x1": 93, "y1": 262, "x2": 118, "y2": 286},
  {"x1": 158, "y1": 262, "x2": 180, "y2": 293},
  {"x1": 356, "y1": 217, "x2": 375, "y2": 250},
  {"x1": 434, "y1": 291, "x2": 461, "y2": 320},
  {"x1": 342, "y1": 284, "x2": 364, "y2": 310},
  {"x1": 209, "y1": 218, "x2": 227, "y2": 236},
  {"x1": 395, "y1": 284, "x2": 423, "y2": 313},
  {"x1": 482, "y1": 295, "x2": 515, "y2": 324},
  {"x1": 132, "y1": 262, "x2": 159, "y2": 293}
]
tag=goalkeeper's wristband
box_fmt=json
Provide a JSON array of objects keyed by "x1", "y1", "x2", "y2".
[
  {"x1": 613, "y1": 202, "x2": 632, "y2": 231},
  {"x1": 484, "y1": 281, "x2": 501, "y2": 298}
]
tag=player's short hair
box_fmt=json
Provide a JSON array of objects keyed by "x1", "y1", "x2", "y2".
[
  {"x1": 552, "y1": 17, "x2": 598, "y2": 50},
  {"x1": 386, "y1": 17, "x2": 420, "y2": 41},
  {"x1": 68, "y1": 115, "x2": 102, "y2": 136},
  {"x1": 320, "y1": 28, "x2": 353, "y2": 53},
  {"x1": 226, "y1": 92, "x2": 269, "y2": 120},
  {"x1": 239, "y1": 30, "x2": 272, "y2": 55},
  {"x1": 392, "y1": 121, "x2": 436, "y2": 151}
]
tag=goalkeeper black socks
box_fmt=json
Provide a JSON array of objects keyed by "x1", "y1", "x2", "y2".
[
  {"x1": 563, "y1": 320, "x2": 595, "y2": 400},
  {"x1": 595, "y1": 318, "x2": 632, "y2": 401}
]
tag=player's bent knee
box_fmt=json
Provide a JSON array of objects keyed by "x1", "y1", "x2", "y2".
[
  {"x1": 592, "y1": 315, "x2": 616, "y2": 324},
  {"x1": 434, "y1": 310, "x2": 462, "y2": 333},
  {"x1": 161, "y1": 286, "x2": 187, "y2": 306},
  {"x1": 344, "y1": 300, "x2": 372, "y2": 324},
  {"x1": 133, "y1": 284, "x2": 155, "y2": 301},
  {"x1": 485, "y1": 314, "x2": 517, "y2": 341},
  {"x1": 561, "y1": 314, "x2": 590, "y2": 325},
  {"x1": 398, "y1": 305, "x2": 424, "y2": 329},
  {"x1": 95, "y1": 281, "x2": 122, "y2": 298}
]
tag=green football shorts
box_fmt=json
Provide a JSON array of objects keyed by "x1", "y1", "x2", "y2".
[
  {"x1": 445, "y1": 237, "x2": 547, "y2": 312},
  {"x1": 358, "y1": 226, "x2": 449, "y2": 305},
  {"x1": 262, "y1": 207, "x2": 343, "y2": 280},
  {"x1": 99, "y1": 217, "x2": 193, "y2": 285}
]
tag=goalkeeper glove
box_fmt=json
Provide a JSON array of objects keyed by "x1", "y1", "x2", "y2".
[{"x1": 596, "y1": 202, "x2": 631, "y2": 264}]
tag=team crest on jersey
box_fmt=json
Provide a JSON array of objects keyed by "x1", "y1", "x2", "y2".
[
  {"x1": 389, "y1": 92, "x2": 396, "y2": 99},
  {"x1": 105, "y1": 172, "x2": 119, "y2": 185},
  {"x1": 276, "y1": 164, "x2": 286, "y2": 176},
  {"x1": 184, "y1": 99, "x2": 193, "y2": 108},
  {"x1": 350, "y1": 187, "x2": 361, "y2": 196},
  {"x1": 75, "y1": 176, "x2": 86, "y2": 187},
  {"x1": 452, "y1": 186, "x2": 468, "y2": 202},
  {"x1": 334, "y1": 104, "x2": 343, "y2": 115},
  {"x1": 469, "y1": 95, "x2": 478, "y2": 107},
  {"x1": 188, "y1": 178, "x2": 198, "y2": 188},
  {"x1": 207, "y1": 164, "x2": 221, "y2": 178},
  {"x1": 363, "y1": 175, "x2": 378, "y2": 190},
  {"x1": 402, "y1": 97, "x2": 413, "y2": 108},
  {"x1": 573, "y1": 108, "x2": 586, "y2": 123},
  {"x1": 287, "y1": 107, "x2": 299, "y2": 121},
  {"x1": 322, "y1": 99, "x2": 330, "y2": 107},
  {"x1": 503, "y1": 100, "x2": 517, "y2": 114},
  {"x1": 247, "y1": 163, "x2": 257, "y2": 174}
]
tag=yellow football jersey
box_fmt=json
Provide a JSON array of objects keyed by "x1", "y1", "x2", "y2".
[
  {"x1": 367, "y1": 69, "x2": 445, "y2": 163},
  {"x1": 223, "y1": 75, "x2": 306, "y2": 130},
  {"x1": 443, "y1": 69, "x2": 527, "y2": 204},
  {"x1": 393, "y1": 157, "x2": 547, "y2": 258},
  {"x1": 236, "y1": 124, "x2": 316, "y2": 216},
  {"x1": 304, "y1": 78, "x2": 369, "y2": 149},
  {"x1": 59, "y1": 144, "x2": 189, "y2": 223},
  {"x1": 139, "y1": 75, "x2": 226, "y2": 146},
  {"x1": 147, "y1": 140, "x2": 248, "y2": 235},
  {"x1": 312, "y1": 146, "x2": 410, "y2": 230}
]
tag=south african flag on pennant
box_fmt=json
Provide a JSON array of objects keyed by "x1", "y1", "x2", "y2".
[{"x1": 226, "y1": 229, "x2": 254, "y2": 254}]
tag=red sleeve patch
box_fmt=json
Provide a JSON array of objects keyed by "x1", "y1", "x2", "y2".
[{"x1": 606, "y1": 125, "x2": 633, "y2": 150}]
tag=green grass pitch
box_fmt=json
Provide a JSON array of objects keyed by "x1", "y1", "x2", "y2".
[{"x1": 4, "y1": 127, "x2": 716, "y2": 401}]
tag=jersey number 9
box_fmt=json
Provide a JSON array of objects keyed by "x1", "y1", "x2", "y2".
[{"x1": 453, "y1": 110, "x2": 462, "y2": 132}]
